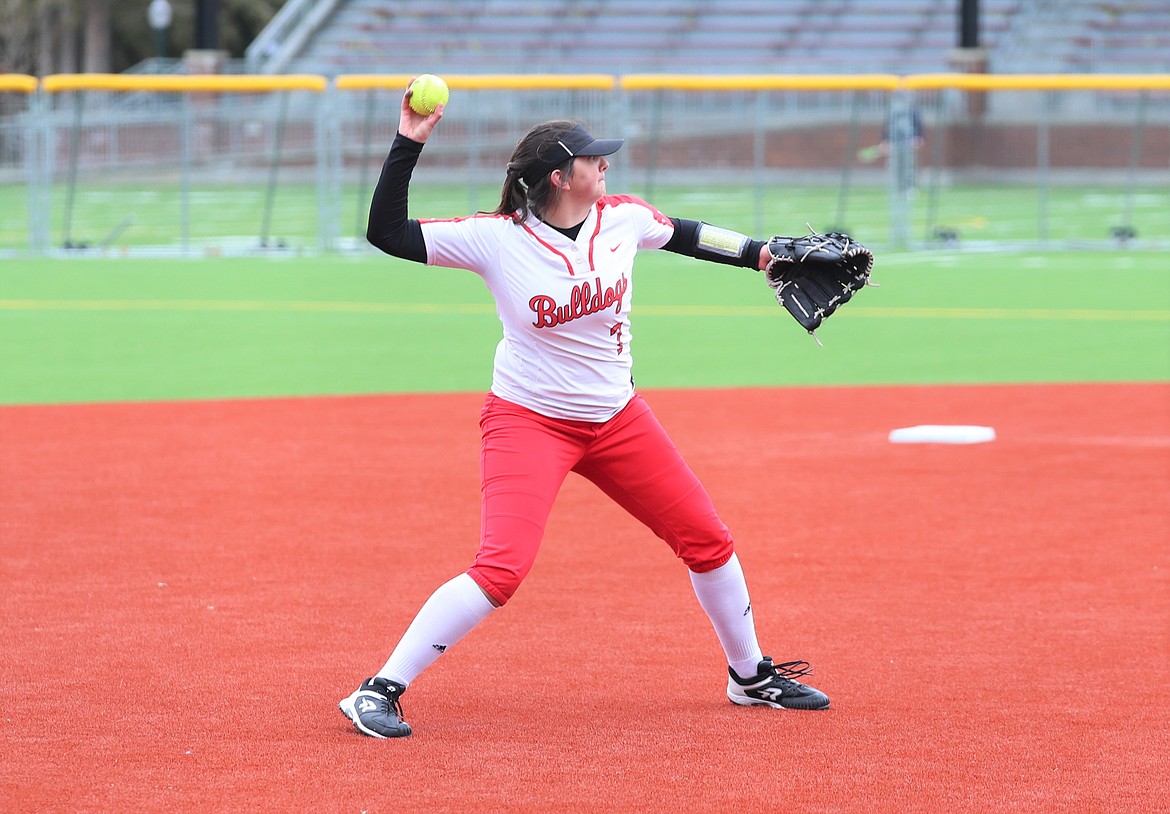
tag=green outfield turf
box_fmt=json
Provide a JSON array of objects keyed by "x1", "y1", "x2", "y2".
[
  {"x1": 1, "y1": 249, "x2": 1167, "y2": 405},
  {"x1": 3, "y1": 182, "x2": 1167, "y2": 251}
]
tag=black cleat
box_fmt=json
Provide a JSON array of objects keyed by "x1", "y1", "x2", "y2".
[
  {"x1": 339, "y1": 677, "x2": 413, "y2": 738},
  {"x1": 727, "y1": 656, "x2": 830, "y2": 710}
]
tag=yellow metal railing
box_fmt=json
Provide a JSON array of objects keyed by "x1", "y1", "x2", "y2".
[{"x1": 1, "y1": 72, "x2": 1166, "y2": 94}]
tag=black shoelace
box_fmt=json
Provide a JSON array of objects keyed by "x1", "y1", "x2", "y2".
[
  {"x1": 772, "y1": 660, "x2": 814, "y2": 680},
  {"x1": 385, "y1": 692, "x2": 406, "y2": 721}
]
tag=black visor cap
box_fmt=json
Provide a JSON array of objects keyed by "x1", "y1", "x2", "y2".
[{"x1": 523, "y1": 124, "x2": 624, "y2": 185}]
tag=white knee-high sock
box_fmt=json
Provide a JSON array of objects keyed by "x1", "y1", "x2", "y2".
[
  {"x1": 377, "y1": 573, "x2": 496, "y2": 687},
  {"x1": 689, "y1": 553, "x2": 764, "y2": 679}
]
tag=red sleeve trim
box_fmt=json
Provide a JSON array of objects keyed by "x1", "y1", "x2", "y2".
[
  {"x1": 597, "y1": 194, "x2": 673, "y2": 227},
  {"x1": 417, "y1": 213, "x2": 513, "y2": 224}
]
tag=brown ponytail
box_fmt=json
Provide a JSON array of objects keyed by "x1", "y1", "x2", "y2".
[{"x1": 492, "y1": 120, "x2": 580, "y2": 222}]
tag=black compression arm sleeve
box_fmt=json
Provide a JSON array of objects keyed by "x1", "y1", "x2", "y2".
[
  {"x1": 366, "y1": 133, "x2": 428, "y2": 263},
  {"x1": 662, "y1": 218, "x2": 766, "y2": 269}
]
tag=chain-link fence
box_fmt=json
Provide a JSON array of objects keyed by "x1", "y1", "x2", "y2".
[{"x1": 2, "y1": 72, "x2": 1168, "y2": 257}]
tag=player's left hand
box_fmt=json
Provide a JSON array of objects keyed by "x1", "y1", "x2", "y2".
[{"x1": 763, "y1": 229, "x2": 875, "y2": 344}]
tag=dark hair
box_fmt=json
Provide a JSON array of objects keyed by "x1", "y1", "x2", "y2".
[{"x1": 492, "y1": 120, "x2": 580, "y2": 222}]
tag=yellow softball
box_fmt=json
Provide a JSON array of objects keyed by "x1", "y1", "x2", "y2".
[{"x1": 408, "y1": 74, "x2": 449, "y2": 115}]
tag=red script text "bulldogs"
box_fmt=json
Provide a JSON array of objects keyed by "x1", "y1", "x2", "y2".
[{"x1": 529, "y1": 275, "x2": 629, "y2": 328}]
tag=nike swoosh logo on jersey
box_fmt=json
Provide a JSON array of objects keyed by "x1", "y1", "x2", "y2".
[{"x1": 609, "y1": 242, "x2": 622, "y2": 252}]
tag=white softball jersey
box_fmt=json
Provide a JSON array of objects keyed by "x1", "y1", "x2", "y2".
[{"x1": 420, "y1": 195, "x2": 675, "y2": 422}]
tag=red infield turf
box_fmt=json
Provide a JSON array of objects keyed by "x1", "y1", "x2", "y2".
[{"x1": 1, "y1": 383, "x2": 1167, "y2": 813}]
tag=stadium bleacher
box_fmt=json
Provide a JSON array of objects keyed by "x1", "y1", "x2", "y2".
[
  {"x1": 995, "y1": 0, "x2": 1170, "y2": 73},
  {"x1": 251, "y1": 0, "x2": 1167, "y2": 78},
  {"x1": 1069, "y1": 2, "x2": 1170, "y2": 72},
  {"x1": 282, "y1": 0, "x2": 1024, "y2": 77}
]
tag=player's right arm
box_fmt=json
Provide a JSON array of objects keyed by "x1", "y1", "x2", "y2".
[
  {"x1": 366, "y1": 82, "x2": 444, "y2": 261},
  {"x1": 366, "y1": 133, "x2": 428, "y2": 262},
  {"x1": 366, "y1": 134, "x2": 504, "y2": 273}
]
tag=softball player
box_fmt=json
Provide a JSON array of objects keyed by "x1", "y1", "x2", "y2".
[{"x1": 339, "y1": 83, "x2": 830, "y2": 738}]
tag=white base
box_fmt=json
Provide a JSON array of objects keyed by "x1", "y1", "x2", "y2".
[{"x1": 888, "y1": 425, "x2": 997, "y2": 445}]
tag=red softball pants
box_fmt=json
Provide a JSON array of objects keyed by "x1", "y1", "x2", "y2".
[{"x1": 467, "y1": 393, "x2": 735, "y2": 606}]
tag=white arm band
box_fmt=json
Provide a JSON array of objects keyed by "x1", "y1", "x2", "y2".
[{"x1": 696, "y1": 223, "x2": 751, "y2": 258}]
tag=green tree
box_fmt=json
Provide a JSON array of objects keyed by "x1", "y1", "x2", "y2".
[{"x1": 0, "y1": 0, "x2": 285, "y2": 75}]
